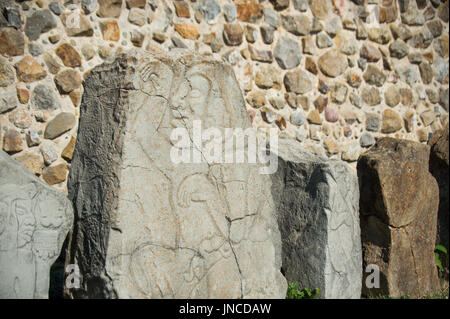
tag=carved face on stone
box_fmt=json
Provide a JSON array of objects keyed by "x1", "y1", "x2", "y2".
[
  {"x1": 36, "y1": 199, "x2": 64, "y2": 230},
  {"x1": 172, "y1": 73, "x2": 211, "y2": 120},
  {"x1": 187, "y1": 74, "x2": 210, "y2": 118}
]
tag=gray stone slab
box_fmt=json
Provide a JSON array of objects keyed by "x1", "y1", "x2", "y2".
[
  {"x1": 0, "y1": 150, "x2": 73, "y2": 299},
  {"x1": 271, "y1": 139, "x2": 362, "y2": 299}
]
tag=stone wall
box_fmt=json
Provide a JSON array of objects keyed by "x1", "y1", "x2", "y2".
[{"x1": 0, "y1": 0, "x2": 449, "y2": 193}]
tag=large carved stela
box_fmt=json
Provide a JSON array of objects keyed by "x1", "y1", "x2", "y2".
[{"x1": 68, "y1": 51, "x2": 286, "y2": 299}]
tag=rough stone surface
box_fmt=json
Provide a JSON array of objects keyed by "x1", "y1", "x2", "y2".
[
  {"x1": 98, "y1": 0, "x2": 123, "y2": 18},
  {"x1": 62, "y1": 136, "x2": 77, "y2": 162},
  {"x1": 65, "y1": 50, "x2": 287, "y2": 299},
  {"x1": 263, "y1": 7, "x2": 280, "y2": 28},
  {"x1": 54, "y1": 69, "x2": 82, "y2": 94},
  {"x1": 55, "y1": 44, "x2": 82, "y2": 68},
  {"x1": 284, "y1": 70, "x2": 312, "y2": 94},
  {"x1": 32, "y1": 84, "x2": 59, "y2": 111},
  {"x1": 43, "y1": 54, "x2": 62, "y2": 75},
  {"x1": 305, "y1": 56, "x2": 318, "y2": 75},
  {"x1": 391, "y1": 23, "x2": 413, "y2": 41},
  {"x1": 428, "y1": 125, "x2": 449, "y2": 258},
  {"x1": 9, "y1": 108, "x2": 32, "y2": 129},
  {"x1": 223, "y1": 23, "x2": 243, "y2": 46},
  {"x1": 368, "y1": 27, "x2": 392, "y2": 44},
  {"x1": 363, "y1": 65, "x2": 386, "y2": 87},
  {"x1": 281, "y1": 14, "x2": 311, "y2": 36},
  {"x1": 17, "y1": 87, "x2": 30, "y2": 104},
  {"x1": 236, "y1": 1, "x2": 262, "y2": 22},
  {"x1": 0, "y1": 87, "x2": 18, "y2": 114},
  {"x1": 385, "y1": 86, "x2": 401, "y2": 107},
  {"x1": 360, "y1": 42, "x2": 381, "y2": 62},
  {"x1": 0, "y1": 150, "x2": 73, "y2": 298},
  {"x1": 274, "y1": 36, "x2": 301, "y2": 70},
  {"x1": 128, "y1": 8, "x2": 146, "y2": 26},
  {"x1": 341, "y1": 142, "x2": 360, "y2": 162},
  {"x1": 83, "y1": 0, "x2": 99, "y2": 13},
  {"x1": 0, "y1": 0, "x2": 448, "y2": 212},
  {"x1": 44, "y1": 112, "x2": 76, "y2": 140},
  {"x1": 314, "y1": 95, "x2": 328, "y2": 112},
  {"x1": 0, "y1": 27, "x2": 25, "y2": 56},
  {"x1": 317, "y1": 32, "x2": 333, "y2": 48},
  {"x1": 309, "y1": 0, "x2": 331, "y2": 20},
  {"x1": 15, "y1": 56, "x2": 47, "y2": 83},
  {"x1": 361, "y1": 87, "x2": 381, "y2": 106},
  {"x1": 3, "y1": 129, "x2": 23, "y2": 153},
  {"x1": 175, "y1": 24, "x2": 200, "y2": 40},
  {"x1": 24, "y1": 10, "x2": 57, "y2": 41},
  {"x1": 126, "y1": 0, "x2": 145, "y2": 9},
  {"x1": 440, "y1": 87, "x2": 449, "y2": 111},
  {"x1": 42, "y1": 163, "x2": 68, "y2": 186},
  {"x1": 270, "y1": 0, "x2": 289, "y2": 11},
  {"x1": 255, "y1": 65, "x2": 281, "y2": 89},
  {"x1": 248, "y1": 45, "x2": 273, "y2": 62},
  {"x1": 336, "y1": 30, "x2": 358, "y2": 55},
  {"x1": 324, "y1": 107, "x2": 339, "y2": 122},
  {"x1": 381, "y1": 109, "x2": 403, "y2": 133},
  {"x1": 271, "y1": 139, "x2": 362, "y2": 299},
  {"x1": 331, "y1": 83, "x2": 348, "y2": 104},
  {"x1": 358, "y1": 138, "x2": 440, "y2": 298},
  {"x1": 0, "y1": 56, "x2": 14, "y2": 87},
  {"x1": 318, "y1": 49, "x2": 348, "y2": 77},
  {"x1": 260, "y1": 25, "x2": 275, "y2": 44},
  {"x1": 49, "y1": 2, "x2": 63, "y2": 16},
  {"x1": 419, "y1": 61, "x2": 433, "y2": 84},
  {"x1": 223, "y1": 4, "x2": 236, "y2": 22},
  {"x1": 293, "y1": 0, "x2": 308, "y2": 12},
  {"x1": 360, "y1": 132, "x2": 375, "y2": 148},
  {"x1": 14, "y1": 153, "x2": 42, "y2": 176},
  {"x1": 290, "y1": 111, "x2": 305, "y2": 126},
  {"x1": 61, "y1": 12, "x2": 94, "y2": 37},
  {"x1": 40, "y1": 142, "x2": 59, "y2": 166},
  {"x1": 389, "y1": 40, "x2": 409, "y2": 58},
  {"x1": 100, "y1": 20, "x2": 120, "y2": 41}
]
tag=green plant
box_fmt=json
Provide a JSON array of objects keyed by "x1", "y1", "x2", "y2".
[
  {"x1": 286, "y1": 282, "x2": 320, "y2": 299},
  {"x1": 435, "y1": 244, "x2": 448, "y2": 277}
]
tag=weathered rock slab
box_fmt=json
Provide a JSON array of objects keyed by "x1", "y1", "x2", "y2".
[
  {"x1": 358, "y1": 138, "x2": 440, "y2": 298},
  {"x1": 65, "y1": 49, "x2": 287, "y2": 299},
  {"x1": 429, "y1": 124, "x2": 449, "y2": 268},
  {"x1": 0, "y1": 150, "x2": 73, "y2": 299},
  {"x1": 271, "y1": 139, "x2": 362, "y2": 299}
]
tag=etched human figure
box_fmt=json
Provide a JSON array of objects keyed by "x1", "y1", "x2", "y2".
[
  {"x1": 33, "y1": 196, "x2": 66, "y2": 299},
  {"x1": 121, "y1": 61, "x2": 181, "y2": 298},
  {"x1": 128, "y1": 241, "x2": 181, "y2": 299},
  {"x1": 169, "y1": 65, "x2": 252, "y2": 297},
  {"x1": 170, "y1": 65, "x2": 253, "y2": 218},
  {"x1": 125, "y1": 59, "x2": 266, "y2": 298},
  {"x1": 170, "y1": 68, "x2": 231, "y2": 130},
  {"x1": 176, "y1": 173, "x2": 240, "y2": 298}
]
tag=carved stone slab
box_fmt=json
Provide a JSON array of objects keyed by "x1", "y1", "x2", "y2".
[
  {"x1": 271, "y1": 139, "x2": 362, "y2": 299},
  {"x1": 0, "y1": 150, "x2": 73, "y2": 299},
  {"x1": 65, "y1": 49, "x2": 287, "y2": 298}
]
